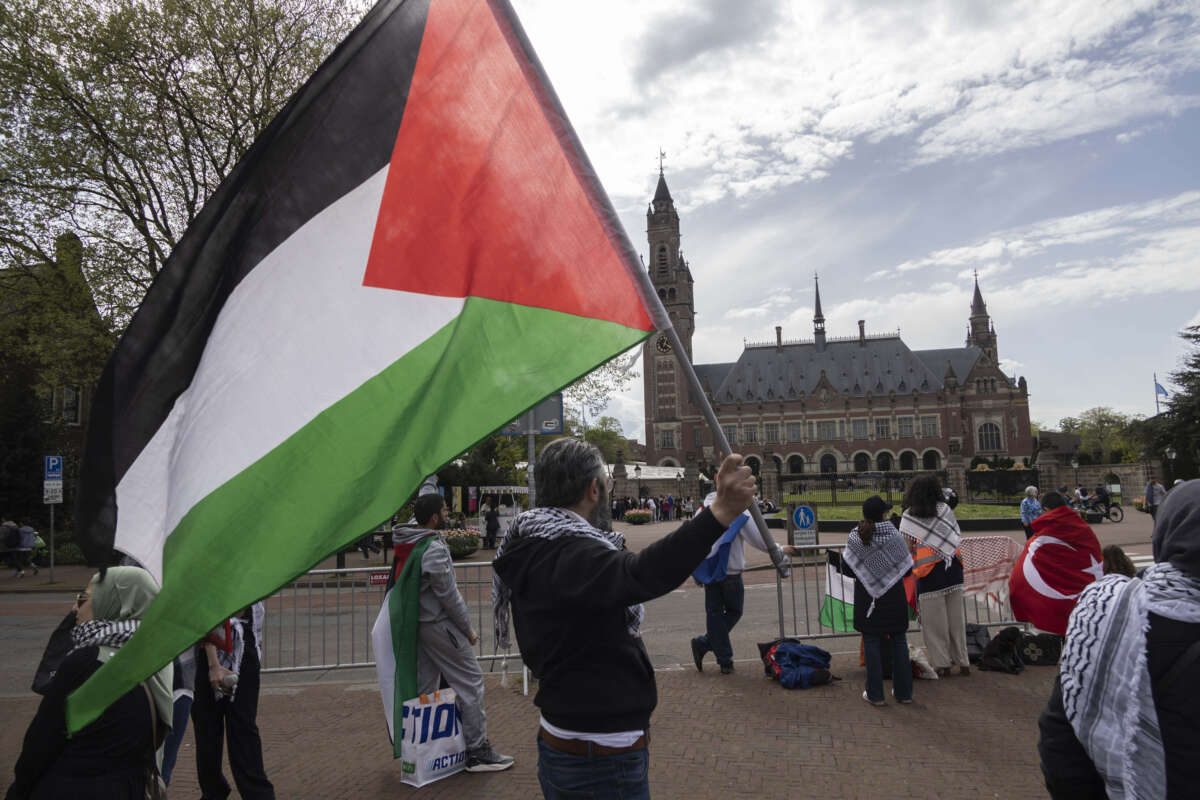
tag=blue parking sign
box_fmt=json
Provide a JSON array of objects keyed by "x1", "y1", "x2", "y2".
[{"x1": 44, "y1": 455, "x2": 63, "y2": 481}]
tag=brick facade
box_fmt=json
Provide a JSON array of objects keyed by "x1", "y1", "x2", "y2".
[{"x1": 641, "y1": 171, "x2": 1033, "y2": 502}]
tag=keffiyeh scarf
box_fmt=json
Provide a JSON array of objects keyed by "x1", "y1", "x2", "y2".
[
  {"x1": 1060, "y1": 563, "x2": 1200, "y2": 800},
  {"x1": 70, "y1": 619, "x2": 139, "y2": 653},
  {"x1": 899, "y1": 502, "x2": 961, "y2": 567},
  {"x1": 842, "y1": 520, "x2": 914, "y2": 617},
  {"x1": 492, "y1": 507, "x2": 644, "y2": 649}
]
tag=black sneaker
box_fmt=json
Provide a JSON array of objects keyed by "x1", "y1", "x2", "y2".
[
  {"x1": 690, "y1": 638, "x2": 705, "y2": 672},
  {"x1": 465, "y1": 741, "x2": 514, "y2": 773},
  {"x1": 719, "y1": 663, "x2": 734, "y2": 675}
]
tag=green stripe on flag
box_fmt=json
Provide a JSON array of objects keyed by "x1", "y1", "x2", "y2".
[
  {"x1": 818, "y1": 595, "x2": 855, "y2": 632},
  {"x1": 67, "y1": 296, "x2": 649, "y2": 731},
  {"x1": 389, "y1": 536, "x2": 434, "y2": 759}
]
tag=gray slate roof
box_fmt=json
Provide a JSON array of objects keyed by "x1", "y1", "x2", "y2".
[{"x1": 700, "y1": 338, "x2": 982, "y2": 403}]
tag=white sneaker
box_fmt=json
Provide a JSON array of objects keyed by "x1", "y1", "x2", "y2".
[
  {"x1": 861, "y1": 690, "x2": 886, "y2": 707},
  {"x1": 891, "y1": 689, "x2": 913, "y2": 704}
]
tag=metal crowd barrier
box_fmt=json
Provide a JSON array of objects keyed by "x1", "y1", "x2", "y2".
[
  {"x1": 262, "y1": 544, "x2": 1022, "y2": 674},
  {"x1": 260, "y1": 562, "x2": 518, "y2": 674},
  {"x1": 775, "y1": 543, "x2": 1021, "y2": 640}
]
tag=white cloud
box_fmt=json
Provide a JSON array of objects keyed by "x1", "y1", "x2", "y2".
[{"x1": 514, "y1": 0, "x2": 1200, "y2": 210}]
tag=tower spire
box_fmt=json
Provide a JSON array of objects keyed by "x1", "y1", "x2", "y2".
[
  {"x1": 813, "y1": 273, "x2": 826, "y2": 350},
  {"x1": 970, "y1": 270, "x2": 988, "y2": 317}
]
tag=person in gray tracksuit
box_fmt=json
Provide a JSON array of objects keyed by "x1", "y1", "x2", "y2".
[{"x1": 392, "y1": 494, "x2": 513, "y2": 772}]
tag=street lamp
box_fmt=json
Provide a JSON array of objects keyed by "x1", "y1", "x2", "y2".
[
  {"x1": 1071, "y1": 457, "x2": 1079, "y2": 488},
  {"x1": 634, "y1": 464, "x2": 642, "y2": 500},
  {"x1": 1165, "y1": 446, "x2": 1177, "y2": 481},
  {"x1": 676, "y1": 471, "x2": 683, "y2": 515}
]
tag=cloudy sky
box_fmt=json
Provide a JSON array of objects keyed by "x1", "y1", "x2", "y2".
[{"x1": 510, "y1": 0, "x2": 1200, "y2": 441}]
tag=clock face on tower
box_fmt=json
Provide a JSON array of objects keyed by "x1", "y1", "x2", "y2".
[{"x1": 655, "y1": 335, "x2": 672, "y2": 354}]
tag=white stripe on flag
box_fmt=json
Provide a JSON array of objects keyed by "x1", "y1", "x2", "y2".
[
  {"x1": 115, "y1": 167, "x2": 464, "y2": 578},
  {"x1": 372, "y1": 591, "x2": 398, "y2": 743}
]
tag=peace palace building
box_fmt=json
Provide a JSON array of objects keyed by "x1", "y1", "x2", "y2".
[{"x1": 639, "y1": 171, "x2": 1033, "y2": 499}]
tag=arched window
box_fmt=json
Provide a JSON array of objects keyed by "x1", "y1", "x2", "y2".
[
  {"x1": 787, "y1": 455, "x2": 804, "y2": 474},
  {"x1": 819, "y1": 454, "x2": 838, "y2": 473},
  {"x1": 899, "y1": 451, "x2": 916, "y2": 471},
  {"x1": 922, "y1": 450, "x2": 941, "y2": 470},
  {"x1": 657, "y1": 288, "x2": 666, "y2": 300},
  {"x1": 744, "y1": 456, "x2": 761, "y2": 476},
  {"x1": 668, "y1": 287, "x2": 676, "y2": 300},
  {"x1": 657, "y1": 245, "x2": 668, "y2": 266},
  {"x1": 876, "y1": 452, "x2": 893, "y2": 471},
  {"x1": 853, "y1": 452, "x2": 870, "y2": 472},
  {"x1": 978, "y1": 423, "x2": 1002, "y2": 451}
]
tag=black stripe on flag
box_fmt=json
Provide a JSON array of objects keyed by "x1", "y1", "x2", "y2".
[{"x1": 76, "y1": 0, "x2": 432, "y2": 563}]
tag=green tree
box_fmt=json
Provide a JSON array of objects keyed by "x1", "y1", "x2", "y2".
[
  {"x1": 563, "y1": 349, "x2": 639, "y2": 425},
  {"x1": 583, "y1": 416, "x2": 625, "y2": 462},
  {"x1": 1058, "y1": 407, "x2": 1143, "y2": 463},
  {"x1": 0, "y1": 0, "x2": 363, "y2": 323}
]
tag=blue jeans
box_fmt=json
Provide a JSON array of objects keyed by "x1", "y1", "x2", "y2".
[
  {"x1": 537, "y1": 737, "x2": 650, "y2": 799},
  {"x1": 863, "y1": 631, "x2": 913, "y2": 703},
  {"x1": 161, "y1": 694, "x2": 193, "y2": 784},
  {"x1": 696, "y1": 575, "x2": 744, "y2": 666}
]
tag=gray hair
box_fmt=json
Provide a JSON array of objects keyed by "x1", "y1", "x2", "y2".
[
  {"x1": 1025, "y1": 486, "x2": 1038, "y2": 498},
  {"x1": 536, "y1": 437, "x2": 606, "y2": 508}
]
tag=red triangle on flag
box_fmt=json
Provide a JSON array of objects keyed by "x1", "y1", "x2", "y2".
[{"x1": 363, "y1": 0, "x2": 654, "y2": 333}]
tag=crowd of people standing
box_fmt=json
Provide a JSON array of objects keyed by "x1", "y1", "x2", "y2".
[{"x1": 611, "y1": 494, "x2": 694, "y2": 522}]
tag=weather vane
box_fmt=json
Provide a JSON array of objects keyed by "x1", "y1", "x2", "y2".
[{"x1": 658, "y1": 148, "x2": 666, "y2": 172}]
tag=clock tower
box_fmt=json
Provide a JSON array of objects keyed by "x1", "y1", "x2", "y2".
[{"x1": 643, "y1": 167, "x2": 695, "y2": 466}]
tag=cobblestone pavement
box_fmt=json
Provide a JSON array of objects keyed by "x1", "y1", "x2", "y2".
[
  {"x1": 2, "y1": 510, "x2": 1143, "y2": 796},
  {"x1": 1, "y1": 653, "x2": 1057, "y2": 798}
]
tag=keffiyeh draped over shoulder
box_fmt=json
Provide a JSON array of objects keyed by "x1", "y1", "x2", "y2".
[
  {"x1": 899, "y1": 502, "x2": 961, "y2": 567},
  {"x1": 1061, "y1": 565, "x2": 1200, "y2": 800},
  {"x1": 491, "y1": 507, "x2": 644, "y2": 650},
  {"x1": 843, "y1": 520, "x2": 913, "y2": 617}
]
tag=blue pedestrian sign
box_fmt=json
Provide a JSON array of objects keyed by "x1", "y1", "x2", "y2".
[
  {"x1": 44, "y1": 455, "x2": 63, "y2": 481},
  {"x1": 792, "y1": 504, "x2": 815, "y2": 530}
]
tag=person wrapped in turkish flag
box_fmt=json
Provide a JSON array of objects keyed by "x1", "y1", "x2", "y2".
[{"x1": 1009, "y1": 494, "x2": 1103, "y2": 636}]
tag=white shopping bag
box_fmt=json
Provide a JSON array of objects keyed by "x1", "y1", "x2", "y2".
[{"x1": 399, "y1": 689, "x2": 467, "y2": 787}]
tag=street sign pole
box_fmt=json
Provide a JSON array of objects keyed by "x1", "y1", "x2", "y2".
[
  {"x1": 526, "y1": 410, "x2": 537, "y2": 508},
  {"x1": 44, "y1": 455, "x2": 63, "y2": 583}
]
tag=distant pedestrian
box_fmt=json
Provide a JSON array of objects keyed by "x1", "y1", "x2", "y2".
[
  {"x1": 900, "y1": 475, "x2": 970, "y2": 677},
  {"x1": 1021, "y1": 486, "x2": 1044, "y2": 540},
  {"x1": 1145, "y1": 477, "x2": 1167, "y2": 520},
  {"x1": 484, "y1": 504, "x2": 501, "y2": 550},
  {"x1": 842, "y1": 496, "x2": 914, "y2": 706},
  {"x1": 7, "y1": 566, "x2": 172, "y2": 799},
  {"x1": 689, "y1": 492, "x2": 777, "y2": 675}
]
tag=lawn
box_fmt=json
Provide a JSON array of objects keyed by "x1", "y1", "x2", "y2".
[{"x1": 768, "y1": 502, "x2": 1018, "y2": 521}]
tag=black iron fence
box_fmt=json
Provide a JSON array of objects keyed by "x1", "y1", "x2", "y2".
[
  {"x1": 780, "y1": 470, "x2": 949, "y2": 507},
  {"x1": 965, "y1": 468, "x2": 1039, "y2": 505}
]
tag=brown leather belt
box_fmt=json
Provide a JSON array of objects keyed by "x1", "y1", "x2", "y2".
[{"x1": 538, "y1": 727, "x2": 647, "y2": 757}]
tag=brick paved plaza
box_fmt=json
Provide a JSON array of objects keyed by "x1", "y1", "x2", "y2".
[
  {"x1": 1, "y1": 655, "x2": 1057, "y2": 798},
  {"x1": 1, "y1": 511, "x2": 1156, "y2": 797}
]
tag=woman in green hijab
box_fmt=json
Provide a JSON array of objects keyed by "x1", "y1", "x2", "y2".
[{"x1": 6, "y1": 566, "x2": 173, "y2": 799}]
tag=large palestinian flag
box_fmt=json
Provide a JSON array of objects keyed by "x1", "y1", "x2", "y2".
[{"x1": 68, "y1": 0, "x2": 659, "y2": 731}]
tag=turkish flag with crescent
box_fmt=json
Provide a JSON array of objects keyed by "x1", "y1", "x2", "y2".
[{"x1": 1009, "y1": 506, "x2": 1104, "y2": 635}]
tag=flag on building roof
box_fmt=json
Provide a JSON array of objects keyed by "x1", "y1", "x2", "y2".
[
  {"x1": 68, "y1": 0, "x2": 658, "y2": 732},
  {"x1": 1155, "y1": 381, "x2": 1170, "y2": 398}
]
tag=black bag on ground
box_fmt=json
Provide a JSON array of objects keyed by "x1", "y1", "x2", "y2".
[
  {"x1": 1018, "y1": 632, "x2": 1062, "y2": 666},
  {"x1": 965, "y1": 623, "x2": 991, "y2": 665},
  {"x1": 978, "y1": 626, "x2": 1025, "y2": 674},
  {"x1": 32, "y1": 611, "x2": 78, "y2": 694}
]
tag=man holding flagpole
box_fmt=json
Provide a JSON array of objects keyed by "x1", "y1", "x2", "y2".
[{"x1": 493, "y1": 438, "x2": 757, "y2": 799}]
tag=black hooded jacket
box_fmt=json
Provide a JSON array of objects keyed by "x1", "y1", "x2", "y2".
[{"x1": 493, "y1": 508, "x2": 726, "y2": 733}]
